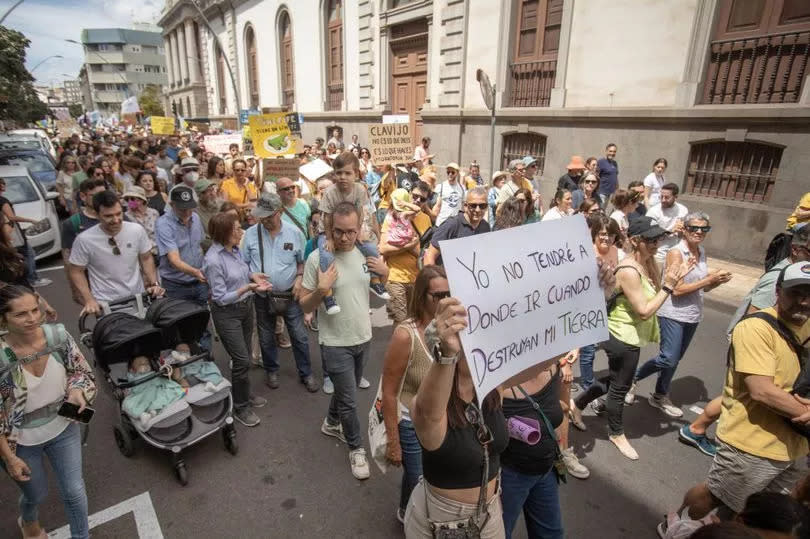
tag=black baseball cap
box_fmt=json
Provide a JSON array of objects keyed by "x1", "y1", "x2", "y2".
[
  {"x1": 170, "y1": 185, "x2": 197, "y2": 209},
  {"x1": 627, "y1": 216, "x2": 667, "y2": 239}
]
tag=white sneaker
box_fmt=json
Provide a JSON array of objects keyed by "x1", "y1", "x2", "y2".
[
  {"x1": 349, "y1": 448, "x2": 370, "y2": 480},
  {"x1": 358, "y1": 377, "x2": 370, "y2": 389},
  {"x1": 561, "y1": 447, "x2": 590, "y2": 479},
  {"x1": 31, "y1": 277, "x2": 52, "y2": 287},
  {"x1": 648, "y1": 394, "x2": 683, "y2": 418},
  {"x1": 624, "y1": 381, "x2": 638, "y2": 405},
  {"x1": 323, "y1": 376, "x2": 334, "y2": 394}
]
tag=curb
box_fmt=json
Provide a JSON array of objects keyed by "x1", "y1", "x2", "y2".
[{"x1": 704, "y1": 295, "x2": 738, "y2": 316}]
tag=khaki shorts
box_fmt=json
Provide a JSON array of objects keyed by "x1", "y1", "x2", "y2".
[
  {"x1": 385, "y1": 282, "x2": 413, "y2": 325},
  {"x1": 707, "y1": 440, "x2": 806, "y2": 513}
]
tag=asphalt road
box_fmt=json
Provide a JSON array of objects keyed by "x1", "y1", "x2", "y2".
[{"x1": 0, "y1": 257, "x2": 733, "y2": 538}]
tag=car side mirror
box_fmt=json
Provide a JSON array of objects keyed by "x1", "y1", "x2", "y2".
[{"x1": 45, "y1": 191, "x2": 59, "y2": 201}]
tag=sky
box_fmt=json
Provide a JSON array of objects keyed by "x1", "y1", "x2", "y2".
[{"x1": 1, "y1": 0, "x2": 164, "y2": 87}]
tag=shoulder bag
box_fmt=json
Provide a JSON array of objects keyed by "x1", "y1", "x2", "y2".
[
  {"x1": 516, "y1": 383, "x2": 568, "y2": 484},
  {"x1": 257, "y1": 225, "x2": 293, "y2": 315},
  {"x1": 282, "y1": 205, "x2": 309, "y2": 239}
]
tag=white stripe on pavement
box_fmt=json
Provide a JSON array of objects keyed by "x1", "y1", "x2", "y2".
[
  {"x1": 49, "y1": 491, "x2": 163, "y2": 539},
  {"x1": 38, "y1": 265, "x2": 64, "y2": 272}
]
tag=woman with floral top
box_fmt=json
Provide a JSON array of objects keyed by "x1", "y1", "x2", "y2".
[{"x1": 0, "y1": 284, "x2": 96, "y2": 539}]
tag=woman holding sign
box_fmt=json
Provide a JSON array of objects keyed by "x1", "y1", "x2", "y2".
[{"x1": 570, "y1": 217, "x2": 693, "y2": 460}]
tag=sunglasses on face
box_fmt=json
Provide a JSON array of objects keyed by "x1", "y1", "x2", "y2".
[
  {"x1": 108, "y1": 236, "x2": 121, "y2": 255},
  {"x1": 411, "y1": 194, "x2": 426, "y2": 203},
  {"x1": 428, "y1": 290, "x2": 451, "y2": 301},
  {"x1": 686, "y1": 225, "x2": 711, "y2": 233},
  {"x1": 584, "y1": 180, "x2": 597, "y2": 184},
  {"x1": 446, "y1": 170, "x2": 456, "y2": 174},
  {"x1": 467, "y1": 203, "x2": 487, "y2": 210}
]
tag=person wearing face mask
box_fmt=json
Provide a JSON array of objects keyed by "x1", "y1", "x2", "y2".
[
  {"x1": 178, "y1": 157, "x2": 201, "y2": 193},
  {"x1": 123, "y1": 185, "x2": 159, "y2": 259}
]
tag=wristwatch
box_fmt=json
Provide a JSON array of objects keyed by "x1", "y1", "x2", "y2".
[
  {"x1": 662, "y1": 284, "x2": 674, "y2": 295},
  {"x1": 432, "y1": 343, "x2": 459, "y2": 366}
]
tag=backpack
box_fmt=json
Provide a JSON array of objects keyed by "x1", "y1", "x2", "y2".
[
  {"x1": 728, "y1": 312, "x2": 810, "y2": 437},
  {"x1": 764, "y1": 232, "x2": 793, "y2": 271}
]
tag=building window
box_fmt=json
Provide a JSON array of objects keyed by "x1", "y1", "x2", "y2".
[
  {"x1": 245, "y1": 24, "x2": 260, "y2": 109},
  {"x1": 508, "y1": 0, "x2": 562, "y2": 107},
  {"x1": 501, "y1": 132, "x2": 547, "y2": 175},
  {"x1": 279, "y1": 9, "x2": 295, "y2": 108},
  {"x1": 684, "y1": 140, "x2": 783, "y2": 203},
  {"x1": 702, "y1": 0, "x2": 810, "y2": 104},
  {"x1": 216, "y1": 45, "x2": 227, "y2": 114},
  {"x1": 325, "y1": 0, "x2": 344, "y2": 111}
]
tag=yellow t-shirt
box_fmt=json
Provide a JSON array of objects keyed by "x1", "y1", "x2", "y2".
[
  {"x1": 786, "y1": 192, "x2": 810, "y2": 230},
  {"x1": 381, "y1": 211, "x2": 431, "y2": 284},
  {"x1": 220, "y1": 178, "x2": 257, "y2": 206},
  {"x1": 717, "y1": 307, "x2": 810, "y2": 461}
]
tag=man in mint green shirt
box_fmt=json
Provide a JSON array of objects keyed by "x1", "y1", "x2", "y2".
[{"x1": 277, "y1": 176, "x2": 311, "y2": 239}]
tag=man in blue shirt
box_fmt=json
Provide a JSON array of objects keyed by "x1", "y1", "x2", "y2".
[
  {"x1": 155, "y1": 185, "x2": 210, "y2": 351},
  {"x1": 243, "y1": 192, "x2": 318, "y2": 393},
  {"x1": 597, "y1": 143, "x2": 619, "y2": 204}
]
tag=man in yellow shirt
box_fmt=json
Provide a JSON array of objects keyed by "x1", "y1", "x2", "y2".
[
  {"x1": 219, "y1": 158, "x2": 258, "y2": 211},
  {"x1": 665, "y1": 262, "x2": 810, "y2": 528},
  {"x1": 786, "y1": 192, "x2": 810, "y2": 231}
]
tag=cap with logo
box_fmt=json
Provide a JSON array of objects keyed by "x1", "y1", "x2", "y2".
[
  {"x1": 252, "y1": 192, "x2": 283, "y2": 218},
  {"x1": 170, "y1": 185, "x2": 198, "y2": 209},
  {"x1": 778, "y1": 261, "x2": 810, "y2": 290}
]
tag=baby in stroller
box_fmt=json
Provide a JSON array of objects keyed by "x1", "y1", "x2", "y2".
[
  {"x1": 123, "y1": 354, "x2": 186, "y2": 427},
  {"x1": 162, "y1": 343, "x2": 225, "y2": 391}
]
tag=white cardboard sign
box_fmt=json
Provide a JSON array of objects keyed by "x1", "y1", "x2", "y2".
[{"x1": 439, "y1": 215, "x2": 609, "y2": 402}]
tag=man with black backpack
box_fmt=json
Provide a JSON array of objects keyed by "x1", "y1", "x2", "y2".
[{"x1": 661, "y1": 262, "x2": 810, "y2": 532}]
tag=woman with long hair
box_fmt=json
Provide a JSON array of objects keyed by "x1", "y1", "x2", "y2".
[
  {"x1": 643, "y1": 158, "x2": 668, "y2": 208},
  {"x1": 134, "y1": 171, "x2": 167, "y2": 216},
  {"x1": 0, "y1": 285, "x2": 95, "y2": 538},
  {"x1": 206, "y1": 156, "x2": 227, "y2": 183},
  {"x1": 577, "y1": 197, "x2": 603, "y2": 217},
  {"x1": 572, "y1": 172, "x2": 599, "y2": 210},
  {"x1": 570, "y1": 217, "x2": 692, "y2": 460},
  {"x1": 376, "y1": 165, "x2": 397, "y2": 225},
  {"x1": 542, "y1": 189, "x2": 574, "y2": 221},
  {"x1": 609, "y1": 188, "x2": 641, "y2": 241},
  {"x1": 381, "y1": 266, "x2": 448, "y2": 523},
  {"x1": 56, "y1": 154, "x2": 79, "y2": 214},
  {"x1": 514, "y1": 188, "x2": 539, "y2": 224},
  {"x1": 359, "y1": 147, "x2": 373, "y2": 180},
  {"x1": 494, "y1": 197, "x2": 525, "y2": 231},
  {"x1": 585, "y1": 156, "x2": 598, "y2": 178}
]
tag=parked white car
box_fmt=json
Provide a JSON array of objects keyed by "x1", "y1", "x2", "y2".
[
  {"x1": 0, "y1": 165, "x2": 61, "y2": 260},
  {"x1": 7, "y1": 129, "x2": 57, "y2": 159}
]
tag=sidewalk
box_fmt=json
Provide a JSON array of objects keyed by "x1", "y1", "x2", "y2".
[{"x1": 703, "y1": 256, "x2": 763, "y2": 314}]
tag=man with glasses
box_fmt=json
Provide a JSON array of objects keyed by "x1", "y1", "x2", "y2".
[
  {"x1": 646, "y1": 183, "x2": 689, "y2": 263},
  {"x1": 69, "y1": 190, "x2": 163, "y2": 315},
  {"x1": 277, "y1": 176, "x2": 311, "y2": 240},
  {"x1": 424, "y1": 187, "x2": 490, "y2": 267},
  {"x1": 433, "y1": 162, "x2": 465, "y2": 227},
  {"x1": 220, "y1": 158, "x2": 258, "y2": 212},
  {"x1": 243, "y1": 193, "x2": 318, "y2": 393},
  {"x1": 498, "y1": 159, "x2": 532, "y2": 206}
]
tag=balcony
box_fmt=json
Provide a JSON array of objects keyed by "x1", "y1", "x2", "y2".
[
  {"x1": 326, "y1": 82, "x2": 343, "y2": 111},
  {"x1": 507, "y1": 60, "x2": 557, "y2": 107},
  {"x1": 93, "y1": 90, "x2": 128, "y2": 103},
  {"x1": 701, "y1": 30, "x2": 810, "y2": 105}
]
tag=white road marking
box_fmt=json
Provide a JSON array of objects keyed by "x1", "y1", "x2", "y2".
[
  {"x1": 689, "y1": 405, "x2": 704, "y2": 416},
  {"x1": 49, "y1": 491, "x2": 163, "y2": 539},
  {"x1": 38, "y1": 265, "x2": 64, "y2": 272}
]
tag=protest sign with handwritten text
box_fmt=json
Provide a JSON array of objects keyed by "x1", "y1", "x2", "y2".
[
  {"x1": 439, "y1": 215, "x2": 608, "y2": 402},
  {"x1": 263, "y1": 158, "x2": 300, "y2": 182},
  {"x1": 203, "y1": 134, "x2": 242, "y2": 155},
  {"x1": 151, "y1": 116, "x2": 176, "y2": 135},
  {"x1": 367, "y1": 123, "x2": 412, "y2": 165}
]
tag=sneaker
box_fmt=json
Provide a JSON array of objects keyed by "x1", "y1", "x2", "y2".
[
  {"x1": 31, "y1": 277, "x2": 52, "y2": 287},
  {"x1": 276, "y1": 331, "x2": 292, "y2": 349},
  {"x1": 358, "y1": 377, "x2": 371, "y2": 389},
  {"x1": 323, "y1": 376, "x2": 334, "y2": 394},
  {"x1": 648, "y1": 394, "x2": 684, "y2": 418},
  {"x1": 321, "y1": 418, "x2": 346, "y2": 444},
  {"x1": 624, "y1": 381, "x2": 638, "y2": 405},
  {"x1": 590, "y1": 399, "x2": 606, "y2": 415},
  {"x1": 609, "y1": 434, "x2": 639, "y2": 460},
  {"x1": 656, "y1": 519, "x2": 668, "y2": 539},
  {"x1": 568, "y1": 399, "x2": 587, "y2": 431},
  {"x1": 324, "y1": 295, "x2": 341, "y2": 315},
  {"x1": 265, "y1": 372, "x2": 280, "y2": 389},
  {"x1": 561, "y1": 447, "x2": 590, "y2": 479},
  {"x1": 396, "y1": 507, "x2": 406, "y2": 524},
  {"x1": 234, "y1": 408, "x2": 261, "y2": 427},
  {"x1": 249, "y1": 394, "x2": 267, "y2": 408},
  {"x1": 678, "y1": 425, "x2": 717, "y2": 457},
  {"x1": 301, "y1": 375, "x2": 320, "y2": 393},
  {"x1": 370, "y1": 283, "x2": 391, "y2": 300},
  {"x1": 349, "y1": 447, "x2": 370, "y2": 480}
]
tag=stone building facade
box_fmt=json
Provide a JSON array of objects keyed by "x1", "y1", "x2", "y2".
[{"x1": 158, "y1": 0, "x2": 810, "y2": 263}]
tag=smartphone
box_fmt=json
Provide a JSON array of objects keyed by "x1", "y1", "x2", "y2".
[{"x1": 57, "y1": 402, "x2": 95, "y2": 424}]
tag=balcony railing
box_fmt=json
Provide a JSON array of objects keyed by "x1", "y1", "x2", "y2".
[
  {"x1": 702, "y1": 30, "x2": 810, "y2": 105},
  {"x1": 508, "y1": 60, "x2": 557, "y2": 107},
  {"x1": 326, "y1": 82, "x2": 343, "y2": 111}
]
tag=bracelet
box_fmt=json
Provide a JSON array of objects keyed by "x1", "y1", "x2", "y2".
[{"x1": 662, "y1": 285, "x2": 674, "y2": 295}]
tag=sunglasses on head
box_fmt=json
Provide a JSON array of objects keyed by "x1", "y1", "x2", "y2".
[
  {"x1": 428, "y1": 290, "x2": 451, "y2": 301},
  {"x1": 467, "y1": 202, "x2": 487, "y2": 210},
  {"x1": 108, "y1": 237, "x2": 121, "y2": 255},
  {"x1": 686, "y1": 225, "x2": 711, "y2": 233}
]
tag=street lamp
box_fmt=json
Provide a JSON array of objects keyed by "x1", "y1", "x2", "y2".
[{"x1": 30, "y1": 54, "x2": 63, "y2": 73}]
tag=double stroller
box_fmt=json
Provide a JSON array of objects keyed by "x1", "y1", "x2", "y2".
[{"x1": 79, "y1": 294, "x2": 237, "y2": 485}]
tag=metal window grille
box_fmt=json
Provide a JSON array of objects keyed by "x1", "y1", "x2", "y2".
[
  {"x1": 684, "y1": 141, "x2": 782, "y2": 203},
  {"x1": 501, "y1": 133, "x2": 546, "y2": 175}
]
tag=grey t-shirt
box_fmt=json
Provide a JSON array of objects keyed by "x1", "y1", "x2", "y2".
[
  {"x1": 726, "y1": 257, "x2": 790, "y2": 335},
  {"x1": 69, "y1": 221, "x2": 152, "y2": 302},
  {"x1": 302, "y1": 248, "x2": 371, "y2": 347}
]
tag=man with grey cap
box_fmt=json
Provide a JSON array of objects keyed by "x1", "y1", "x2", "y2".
[
  {"x1": 242, "y1": 192, "x2": 318, "y2": 392},
  {"x1": 667, "y1": 261, "x2": 810, "y2": 526},
  {"x1": 155, "y1": 184, "x2": 210, "y2": 351}
]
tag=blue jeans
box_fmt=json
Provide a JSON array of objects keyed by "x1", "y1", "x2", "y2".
[
  {"x1": 317, "y1": 235, "x2": 380, "y2": 274},
  {"x1": 24, "y1": 243, "x2": 39, "y2": 283},
  {"x1": 162, "y1": 279, "x2": 212, "y2": 352},
  {"x1": 254, "y1": 295, "x2": 311, "y2": 378},
  {"x1": 322, "y1": 342, "x2": 369, "y2": 450},
  {"x1": 501, "y1": 464, "x2": 563, "y2": 539},
  {"x1": 578, "y1": 343, "x2": 597, "y2": 390},
  {"x1": 398, "y1": 419, "x2": 423, "y2": 512},
  {"x1": 635, "y1": 316, "x2": 699, "y2": 396},
  {"x1": 6, "y1": 423, "x2": 89, "y2": 539}
]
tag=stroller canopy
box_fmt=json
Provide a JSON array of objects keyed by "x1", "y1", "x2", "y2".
[
  {"x1": 146, "y1": 297, "x2": 210, "y2": 348},
  {"x1": 92, "y1": 312, "x2": 163, "y2": 370}
]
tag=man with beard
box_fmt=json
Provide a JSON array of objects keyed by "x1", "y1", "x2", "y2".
[
  {"x1": 646, "y1": 183, "x2": 689, "y2": 263},
  {"x1": 194, "y1": 179, "x2": 221, "y2": 251}
]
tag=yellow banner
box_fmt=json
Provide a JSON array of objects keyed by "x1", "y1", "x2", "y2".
[
  {"x1": 151, "y1": 116, "x2": 176, "y2": 135},
  {"x1": 248, "y1": 113, "x2": 297, "y2": 158}
]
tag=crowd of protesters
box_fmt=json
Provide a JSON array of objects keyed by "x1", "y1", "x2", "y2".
[{"x1": 0, "y1": 121, "x2": 809, "y2": 539}]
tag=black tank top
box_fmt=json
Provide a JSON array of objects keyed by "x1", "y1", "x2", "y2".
[
  {"x1": 421, "y1": 402, "x2": 509, "y2": 489},
  {"x1": 147, "y1": 192, "x2": 166, "y2": 215},
  {"x1": 501, "y1": 373, "x2": 563, "y2": 476}
]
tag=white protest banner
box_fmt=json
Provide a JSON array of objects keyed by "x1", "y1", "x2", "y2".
[
  {"x1": 439, "y1": 215, "x2": 609, "y2": 402},
  {"x1": 367, "y1": 123, "x2": 412, "y2": 165},
  {"x1": 382, "y1": 114, "x2": 409, "y2": 124},
  {"x1": 204, "y1": 134, "x2": 243, "y2": 156}
]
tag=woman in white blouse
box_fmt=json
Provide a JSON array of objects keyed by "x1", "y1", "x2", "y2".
[
  {"x1": 643, "y1": 158, "x2": 667, "y2": 208},
  {"x1": 542, "y1": 189, "x2": 574, "y2": 221}
]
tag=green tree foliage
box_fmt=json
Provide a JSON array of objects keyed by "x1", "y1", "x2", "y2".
[
  {"x1": 139, "y1": 84, "x2": 165, "y2": 117},
  {"x1": 0, "y1": 26, "x2": 49, "y2": 125},
  {"x1": 68, "y1": 103, "x2": 83, "y2": 118}
]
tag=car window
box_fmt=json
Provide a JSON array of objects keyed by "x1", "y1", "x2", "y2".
[
  {"x1": 0, "y1": 140, "x2": 41, "y2": 151},
  {"x1": 0, "y1": 154, "x2": 55, "y2": 173},
  {"x1": 2, "y1": 176, "x2": 40, "y2": 204}
]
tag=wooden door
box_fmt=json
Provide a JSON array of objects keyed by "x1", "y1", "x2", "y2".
[{"x1": 391, "y1": 25, "x2": 428, "y2": 148}]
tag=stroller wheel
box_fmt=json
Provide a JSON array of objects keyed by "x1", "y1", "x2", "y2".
[
  {"x1": 113, "y1": 425, "x2": 135, "y2": 457},
  {"x1": 223, "y1": 427, "x2": 238, "y2": 455}
]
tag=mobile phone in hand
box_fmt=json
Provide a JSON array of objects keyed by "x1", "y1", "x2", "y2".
[{"x1": 57, "y1": 402, "x2": 95, "y2": 424}]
